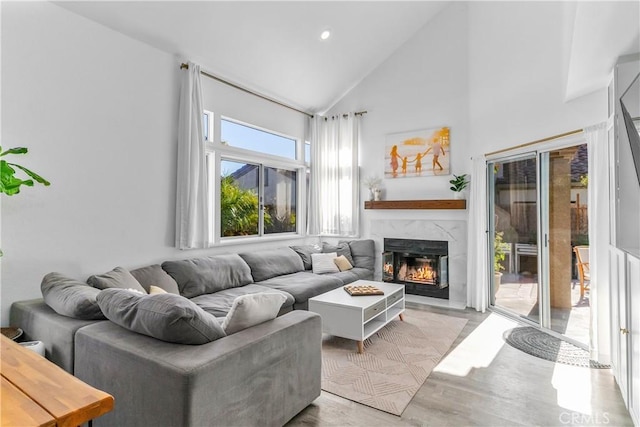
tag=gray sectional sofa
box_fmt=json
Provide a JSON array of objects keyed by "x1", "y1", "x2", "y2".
[{"x1": 9, "y1": 239, "x2": 375, "y2": 427}]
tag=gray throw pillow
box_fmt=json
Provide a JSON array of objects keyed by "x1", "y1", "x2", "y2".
[
  {"x1": 97, "y1": 289, "x2": 226, "y2": 345},
  {"x1": 290, "y1": 244, "x2": 322, "y2": 270},
  {"x1": 41, "y1": 272, "x2": 106, "y2": 320},
  {"x1": 130, "y1": 264, "x2": 180, "y2": 295},
  {"x1": 322, "y1": 242, "x2": 355, "y2": 266},
  {"x1": 87, "y1": 266, "x2": 147, "y2": 294}
]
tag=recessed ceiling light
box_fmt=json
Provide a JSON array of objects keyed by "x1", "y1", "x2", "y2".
[{"x1": 320, "y1": 30, "x2": 331, "y2": 40}]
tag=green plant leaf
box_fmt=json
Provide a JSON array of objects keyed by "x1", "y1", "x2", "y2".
[
  {"x1": 8, "y1": 163, "x2": 50, "y2": 186},
  {"x1": 0, "y1": 147, "x2": 28, "y2": 156}
]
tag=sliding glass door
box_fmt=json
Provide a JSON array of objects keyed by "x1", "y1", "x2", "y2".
[
  {"x1": 543, "y1": 147, "x2": 590, "y2": 345},
  {"x1": 488, "y1": 143, "x2": 590, "y2": 346},
  {"x1": 489, "y1": 154, "x2": 540, "y2": 325}
]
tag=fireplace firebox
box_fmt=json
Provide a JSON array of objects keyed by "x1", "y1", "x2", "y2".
[{"x1": 383, "y1": 238, "x2": 449, "y2": 299}]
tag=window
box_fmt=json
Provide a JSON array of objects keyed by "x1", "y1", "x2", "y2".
[
  {"x1": 203, "y1": 110, "x2": 213, "y2": 142},
  {"x1": 263, "y1": 166, "x2": 297, "y2": 235},
  {"x1": 220, "y1": 160, "x2": 259, "y2": 237},
  {"x1": 221, "y1": 119, "x2": 296, "y2": 159},
  {"x1": 207, "y1": 116, "x2": 303, "y2": 242}
]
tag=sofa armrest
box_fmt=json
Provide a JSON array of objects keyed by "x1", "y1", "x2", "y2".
[
  {"x1": 10, "y1": 299, "x2": 104, "y2": 373},
  {"x1": 74, "y1": 310, "x2": 321, "y2": 427}
]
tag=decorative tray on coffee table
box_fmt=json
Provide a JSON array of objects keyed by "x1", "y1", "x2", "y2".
[{"x1": 343, "y1": 284, "x2": 384, "y2": 296}]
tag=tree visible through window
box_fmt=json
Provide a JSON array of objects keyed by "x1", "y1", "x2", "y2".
[{"x1": 217, "y1": 120, "x2": 300, "y2": 238}]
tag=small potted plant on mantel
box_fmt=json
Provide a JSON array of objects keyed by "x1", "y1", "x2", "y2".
[
  {"x1": 449, "y1": 174, "x2": 469, "y2": 199},
  {"x1": 362, "y1": 176, "x2": 382, "y2": 201}
]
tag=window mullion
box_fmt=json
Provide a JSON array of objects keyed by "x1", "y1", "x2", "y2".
[{"x1": 259, "y1": 163, "x2": 265, "y2": 236}]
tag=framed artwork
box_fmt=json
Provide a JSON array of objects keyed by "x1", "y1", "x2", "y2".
[{"x1": 384, "y1": 126, "x2": 450, "y2": 178}]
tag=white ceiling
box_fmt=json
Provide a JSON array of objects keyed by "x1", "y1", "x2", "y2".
[
  {"x1": 54, "y1": 1, "x2": 449, "y2": 114},
  {"x1": 565, "y1": 1, "x2": 640, "y2": 101}
]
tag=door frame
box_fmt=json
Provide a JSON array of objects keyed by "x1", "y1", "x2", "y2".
[{"x1": 486, "y1": 132, "x2": 590, "y2": 349}]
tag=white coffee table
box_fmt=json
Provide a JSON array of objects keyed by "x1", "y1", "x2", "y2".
[{"x1": 308, "y1": 280, "x2": 405, "y2": 353}]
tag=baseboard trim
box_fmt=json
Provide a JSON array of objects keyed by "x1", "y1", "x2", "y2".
[{"x1": 405, "y1": 294, "x2": 466, "y2": 310}]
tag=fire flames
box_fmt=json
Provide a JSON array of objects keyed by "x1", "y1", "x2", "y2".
[{"x1": 406, "y1": 265, "x2": 436, "y2": 283}]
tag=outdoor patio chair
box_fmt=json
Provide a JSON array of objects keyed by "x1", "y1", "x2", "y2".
[{"x1": 573, "y1": 245, "x2": 590, "y2": 300}]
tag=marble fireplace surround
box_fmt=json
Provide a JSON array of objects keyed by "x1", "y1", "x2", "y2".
[{"x1": 369, "y1": 219, "x2": 467, "y2": 308}]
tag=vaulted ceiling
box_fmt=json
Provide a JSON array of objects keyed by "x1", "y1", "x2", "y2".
[
  {"x1": 54, "y1": 1, "x2": 449, "y2": 114},
  {"x1": 54, "y1": 1, "x2": 639, "y2": 112}
]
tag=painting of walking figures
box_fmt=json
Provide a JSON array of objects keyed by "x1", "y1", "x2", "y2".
[{"x1": 385, "y1": 126, "x2": 450, "y2": 178}]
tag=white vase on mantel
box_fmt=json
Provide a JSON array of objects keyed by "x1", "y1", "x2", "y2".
[{"x1": 453, "y1": 191, "x2": 466, "y2": 200}]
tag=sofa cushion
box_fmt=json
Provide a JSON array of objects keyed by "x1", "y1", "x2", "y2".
[
  {"x1": 326, "y1": 270, "x2": 361, "y2": 285},
  {"x1": 190, "y1": 284, "x2": 295, "y2": 318},
  {"x1": 259, "y1": 272, "x2": 343, "y2": 304},
  {"x1": 349, "y1": 267, "x2": 375, "y2": 281},
  {"x1": 96, "y1": 289, "x2": 226, "y2": 345},
  {"x1": 41, "y1": 273, "x2": 106, "y2": 320},
  {"x1": 162, "y1": 254, "x2": 253, "y2": 298},
  {"x1": 87, "y1": 266, "x2": 147, "y2": 294},
  {"x1": 311, "y1": 252, "x2": 339, "y2": 274},
  {"x1": 342, "y1": 239, "x2": 375, "y2": 270},
  {"x1": 239, "y1": 247, "x2": 304, "y2": 282},
  {"x1": 290, "y1": 244, "x2": 322, "y2": 270},
  {"x1": 222, "y1": 293, "x2": 287, "y2": 335},
  {"x1": 130, "y1": 264, "x2": 180, "y2": 295},
  {"x1": 322, "y1": 242, "x2": 355, "y2": 266}
]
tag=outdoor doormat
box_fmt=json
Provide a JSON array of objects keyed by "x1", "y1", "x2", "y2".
[{"x1": 503, "y1": 326, "x2": 610, "y2": 369}]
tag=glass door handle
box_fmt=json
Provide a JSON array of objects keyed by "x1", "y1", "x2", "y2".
[{"x1": 620, "y1": 328, "x2": 629, "y2": 335}]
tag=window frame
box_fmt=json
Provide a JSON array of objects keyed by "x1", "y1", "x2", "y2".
[
  {"x1": 203, "y1": 110, "x2": 214, "y2": 142},
  {"x1": 205, "y1": 113, "x2": 307, "y2": 246}
]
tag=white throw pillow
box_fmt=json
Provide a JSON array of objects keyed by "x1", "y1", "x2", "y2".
[
  {"x1": 311, "y1": 252, "x2": 339, "y2": 274},
  {"x1": 149, "y1": 285, "x2": 168, "y2": 295},
  {"x1": 222, "y1": 293, "x2": 287, "y2": 335}
]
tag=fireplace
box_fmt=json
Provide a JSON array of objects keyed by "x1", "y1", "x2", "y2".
[{"x1": 382, "y1": 238, "x2": 449, "y2": 299}]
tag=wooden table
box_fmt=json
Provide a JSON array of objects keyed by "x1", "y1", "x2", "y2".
[{"x1": 1, "y1": 334, "x2": 114, "y2": 427}]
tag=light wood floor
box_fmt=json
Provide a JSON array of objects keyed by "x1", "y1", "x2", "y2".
[{"x1": 287, "y1": 303, "x2": 633, "y2": 427}]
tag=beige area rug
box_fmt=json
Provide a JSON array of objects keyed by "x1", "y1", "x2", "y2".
[{"x1": 321, "y1": 309, "x2": 468, "y2": 416}]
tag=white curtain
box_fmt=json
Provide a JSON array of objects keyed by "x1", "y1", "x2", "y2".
[
  {"x1": 175, "y1": 62, "x2": 210, "y2": 249},
  {"x1": 467, "y1": 155, "x2": 489, "y2": 312},
  {"x1": 584, "y1": 122, "x2": 611, "y2": 363},
  {"x1": 308, "y1": 113, "x2": 360, "y2": 236}
]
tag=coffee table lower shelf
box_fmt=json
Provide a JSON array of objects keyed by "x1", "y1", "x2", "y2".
[{"x1": 309, "y1": 281, "x2": 405, "y2": 353}]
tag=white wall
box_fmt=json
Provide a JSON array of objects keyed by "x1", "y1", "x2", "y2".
[
  {"x1": 0, "y1": 2, "x2": 309, "y2": 325},
  {"x1": 326, "y1": 1, "x2": 610, "y2": 294},
  {"x1": 327, "y1": 2, "x2": 471, "y2": 241},
  {"x1": 468, "y1": 1, "x2": 607, "y2": 157}
]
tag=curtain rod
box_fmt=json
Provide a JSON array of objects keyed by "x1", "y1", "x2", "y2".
[
  {"x1": 180, "y1": 63, "x2": 314, "y2": 118},
  {"x1": 323, "y1": 111, "x2": 368, "y2": 120},
  {"x1": 484, "y1": 128, "x2": 583, "y2": 157}
]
